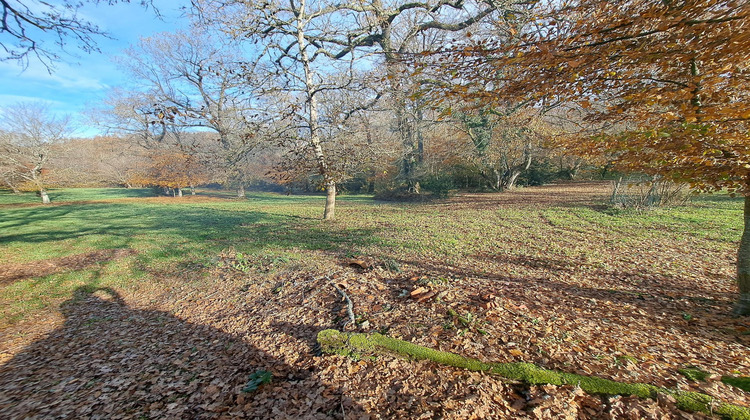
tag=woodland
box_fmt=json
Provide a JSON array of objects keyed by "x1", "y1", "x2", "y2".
[{"x1": 0, "y1": 0, "x2": 749, "y2": 418}]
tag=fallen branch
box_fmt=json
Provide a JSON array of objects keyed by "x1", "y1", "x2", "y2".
[
  {"x1": 317, "y1": 329, "x2": 750, "y2": 420},
  {"x1": 332, "y1": 283, "x2": 356, "y2": 328}
]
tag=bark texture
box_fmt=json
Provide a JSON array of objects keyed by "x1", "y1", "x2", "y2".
[
  {"x1": 323, "y1": 181, "x2": 336, "y2": 220},
  {"x1": 735, "y1": 195, "x2": 750, "y2": 316}
]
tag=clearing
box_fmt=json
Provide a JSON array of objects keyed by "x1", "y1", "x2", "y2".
[{"x1": 0, "y1": 182, "x2": 748, "y2": 418}]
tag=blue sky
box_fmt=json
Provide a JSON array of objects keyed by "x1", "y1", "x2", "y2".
[{"x1": 0, "y1": 1, "x2": 190, "y2": 137}]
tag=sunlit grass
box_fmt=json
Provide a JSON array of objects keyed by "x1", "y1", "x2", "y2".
[
  {"x1": 0, "y1": 187, "x2": 743, "y2": 326},
  {"x1": 0, "y1": 188, "x2": 155, "y2": 205}
]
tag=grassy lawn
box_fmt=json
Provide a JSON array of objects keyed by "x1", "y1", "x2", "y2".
[
  {"x1": 0, "y1": 189, "x2": 388, "y2": 324},
  {"x1": 0, "y1": 188, "x2": 156, "y2": 205},
  {"x1": 0, "y1": 184, "x2": 743, "y2": 327}
]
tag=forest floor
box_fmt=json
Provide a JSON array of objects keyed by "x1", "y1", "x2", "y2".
[{"x1": 0, "y1": 182, "x2": 748, "y2": 419}]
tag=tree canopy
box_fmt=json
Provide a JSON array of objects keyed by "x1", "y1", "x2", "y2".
[{"x1": 424, "y1": 0, "x2": 750, "y2": 193}]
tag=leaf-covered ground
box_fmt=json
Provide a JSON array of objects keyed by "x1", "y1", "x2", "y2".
[{"x1": 0, "y1": 182, "x2": 748, "y2": 418}]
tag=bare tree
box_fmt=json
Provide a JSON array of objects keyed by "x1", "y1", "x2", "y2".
[
  {"x1": 196, "y1": 0, "x2": 381, "y2": 220},
  {"x1": 93, "y1": 88, "x2": 171, "y2": 147},
  {"x1": 0, "y1": 102, "x2": 72, "y2": 203},
  {"x1": 116, "y1": 26, "x2": 282, "y2": 197},
  {"x1": 307, "y1": 0, "x2": 532, "y2": 193}
]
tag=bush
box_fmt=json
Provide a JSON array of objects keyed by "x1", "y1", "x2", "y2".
[
  {"x1": 420, "y1": 174, "x2": 454, "y2": 198},
  {"x1": 519, "y1": 160, "x2": 557, "y2": 187},
  {"x1": 610, "y1": 175, "x2": 691, "y2": 209}
]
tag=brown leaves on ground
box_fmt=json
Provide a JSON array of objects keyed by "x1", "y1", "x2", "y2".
[{"x1": 0, "y1": 183, "x2": 748, "y2": 418}]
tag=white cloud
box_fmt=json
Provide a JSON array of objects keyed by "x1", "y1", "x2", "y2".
[
  {"x1": 0, "y1": 94, "x2": 63, "y2": 108},
  {"x1": 0, "y1": 60, "x2": 108, "y2": 90}
]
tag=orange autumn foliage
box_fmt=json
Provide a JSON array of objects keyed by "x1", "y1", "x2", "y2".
[
  {"x1": 130, "y1": 152, "x2": 209, "y2": 191},
  {"x1": 423, "y1": 0, "x2": 750, "y2": 193}
]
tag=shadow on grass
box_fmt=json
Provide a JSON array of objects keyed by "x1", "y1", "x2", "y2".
[
  {"x1": 0, "y1": 286, "x2": 355, "y2": 418},
  {"x1": 0, "y1": 188, "x2": 156, "y2": 206},
  {"x1": 0, "y1": 202, "x2": 385, "y2": 270},
  {"x1": 0, "y1": 249, "x2": 137, "y2": 285}
]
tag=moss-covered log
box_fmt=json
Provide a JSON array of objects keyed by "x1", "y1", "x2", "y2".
[
  {"x1": 724, "y1": 376, "x2": 750, "y2": 393},
  {"x1": 317, "y1": 329, "x2": 750, "y2": 420},
  {"x1": 678, "y1": 367, "x2": 750, "y2": 393}
]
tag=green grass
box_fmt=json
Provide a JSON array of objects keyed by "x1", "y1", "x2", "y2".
[
  {"x1": 0, "y1": 187, "x2": 744, "y2": 326},
  {"x1": 0, "y1": 188, "x2": 156, "y2": 205}
]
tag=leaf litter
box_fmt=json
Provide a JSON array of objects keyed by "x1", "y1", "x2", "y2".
[{"x1": 0, "y1": 182, "x2": 748, "y2": 419}]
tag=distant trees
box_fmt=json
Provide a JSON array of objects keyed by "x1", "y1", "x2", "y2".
[
  {"x1": 194, "y1": 0, "x2": 375, "y2": 219},
  {"x1": 190, "y1": 0, "x2": 539, "y2": 216},
  {"x1": 451, "y1": 107, "x2": 549, "y2": 191},
  {"x1": 57, "y1": 136, "x2": 149, "y2": 187},
  {"x1": 0, "y1": 102, "x2": 71, "y2": 203},
  {"x1": 131, "y1": 151, "x2": 210, "y2": 197},
  {"x1": 119, "y1": 27, "x2": 270, "y2": 197}
]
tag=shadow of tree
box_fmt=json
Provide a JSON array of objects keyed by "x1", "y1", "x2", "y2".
[
  {"x1": 0, "y1": 287, "x2": 357, "y2": 418},
  {"x1": 397, "y1": 256, "x2": 749, "y2": 349},
  {"x1": 0, "y1": 203, "x2": 382, "y2": 254},
  {"x1": 0, "y1": 249, "x2": 137, "y2": 284}
]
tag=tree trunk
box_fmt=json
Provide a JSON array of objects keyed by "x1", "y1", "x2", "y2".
[
  {"x1": 478, "y1": 169, "x2": 500, "y2": 191},
  {"x1": 323, "y1": 181, "x2": 336, "y2": 220},
  {"x1": 386, "y1": 59, "x2": 422, "y2": 193},
  {"x1": 177, "y1": 188, "x2": 183, "y2": 197},
  {"x1": 237, "y1": 185, "x2": 245, "y2": 198},
  {"x1": 295, "y1": 6, "x2": 335, "y2": 220},
  {"x1": 40, "y1": 189, "x2": 50, "y2": 204},
  {"x1": 504, "y1": 171, "x2": 522, "y2": 190},
  {"x1": 190, "y1": 184, "x2": 196, "y2": 195},
  {"x1": 611, "y1": 176, "x2": 624, "y2": 205},
  {"x1": 3, "y1": 177, "x2": 20, "y2": 194},
  {"x1": 494, "y1": 169, "x2": 502, "y2": 191},
  {"x1": 569, "y1": 161, "x2": 582, "y2": 180},
  {"x1": 734, "y1": 195, "x2": 750, "y2": 316}
]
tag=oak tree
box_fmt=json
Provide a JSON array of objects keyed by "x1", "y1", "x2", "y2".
[{"x1": 0, "y1": 102, "x2": 71, "y2": 203}]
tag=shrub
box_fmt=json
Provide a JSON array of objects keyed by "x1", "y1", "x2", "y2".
[
  {"x1": 610, "y1": 175, "x2": 691, "y2": 209},
  {"x1": 420, "y1": 174, "x2": 454, "y2": 198}
]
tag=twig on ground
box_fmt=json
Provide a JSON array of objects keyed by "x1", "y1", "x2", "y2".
[{"x1": 331, "y1": 281, "x2": 356, "y2": 328}]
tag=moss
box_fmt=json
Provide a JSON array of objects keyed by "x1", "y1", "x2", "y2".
[
  {"x1": 317, "y1": 329, "x2": 362, "y2": 358},
  {"x1": 723, "y1": 376, "x2": 750, "y2": 392},
  {"x1": 318, "y1": 329, "x2": 750, "y2": 420},
  {"x1": 370, "y1": 333, "x2": 488, "y2": 371},
  {"x1": 679, "y1": 367, "x2": 710, "y2": 382},
  {"x1": 616, "y1": 355, "x2": 639, "y2": 365}
]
